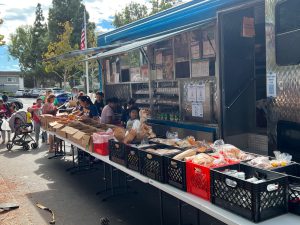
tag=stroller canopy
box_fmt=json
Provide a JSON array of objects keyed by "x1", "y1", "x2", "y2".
[{"x1": 9, "y1": 111, "x2": 27, "y2": 132}]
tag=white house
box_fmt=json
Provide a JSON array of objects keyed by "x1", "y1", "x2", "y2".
[{"x1": 0, "y1": 71, "x2": 24, "y2": 93}]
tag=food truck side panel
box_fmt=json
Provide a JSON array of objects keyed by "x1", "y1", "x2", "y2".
[{"x1": 265, "y1": 0, "x2": 300, "y2": 155}]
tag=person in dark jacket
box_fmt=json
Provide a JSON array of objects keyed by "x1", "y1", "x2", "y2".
[{"x1": 94, "y1": 91, "x2": 105, "y2": 115}]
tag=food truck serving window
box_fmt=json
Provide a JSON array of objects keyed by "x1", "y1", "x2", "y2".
[{"x1": 275, "y1": 0, "x2": 300, "y2": 66}]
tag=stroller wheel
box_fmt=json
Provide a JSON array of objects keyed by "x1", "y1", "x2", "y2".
[
  {"x1": 23, "y1": 144, "x2": 30, "y2": 151},
  {"x1": 6, "y1": 143, "x2": 13, "y2": 151},
  {"x1": 31, "y1": 143, "x2": 38, "y2": 149}
]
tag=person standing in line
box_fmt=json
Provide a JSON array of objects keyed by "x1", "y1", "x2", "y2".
[
  {"x1": 0, "y1": 99, "x2": 11, "y2": 144},
  {"x1": 94, "y1": 91, "x2": 105, "y2": 115},
  {"x1": 28, "y1": 98, "x2": 43, "y2": 145},
  {"x1": 42, "y1": 94, "x2": 57, "y2": 152}
]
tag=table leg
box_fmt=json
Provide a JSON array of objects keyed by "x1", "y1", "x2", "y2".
[
  {"x1": 110, "y1": 165, "x2": 114, "y2": 196},
  {"x1": 159, "y1": 190, "x2": 164, "y2": 225},
  {"x1": 177, "y1": 200, "x2": 182, "y2": 225}
]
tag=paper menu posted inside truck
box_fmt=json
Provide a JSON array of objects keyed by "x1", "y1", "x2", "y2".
[
  {"x1": 192, "y1": 102, "x2": 203, "y2": 118},
  {"x1": 267, "y1": 73, "x2": 277, "y2": 97},
  {"x1": 187, "y1": 85, "x2": 197, "y2": 102},
  {"x1": 196, "y1": 84, "x2": 205, "y2": 102}
]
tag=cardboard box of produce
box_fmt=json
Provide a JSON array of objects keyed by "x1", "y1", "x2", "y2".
[
  {"x1": 69, "y1": 130, "x2": 93, "y2": 151},
  {"x1": 55, "y1": 126, "x2": 77, "y2": 139},
  {"x1": 66, "y1": 127, "x2": 79, "y2": 139},
  {"x1": 53, "y1": 123, "x2": 65, "y2": 132},
  {"x1": 48, "y1": 121, "x2": 59, "y2": 131},
  {"x1": 40, "y1": 114, "x2": 55, "y2": 130},
  {"x1": 70, "y1": 131, "x2": 86, "y2": 146}
]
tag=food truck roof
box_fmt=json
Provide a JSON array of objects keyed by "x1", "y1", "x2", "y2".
[{"x1": 97, "y1": 0, "x2": 251, "y2": 47}]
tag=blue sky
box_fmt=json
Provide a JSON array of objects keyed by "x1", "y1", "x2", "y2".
[{"x1": 0, "y1": 46, "x2": 20, "y2": 71}]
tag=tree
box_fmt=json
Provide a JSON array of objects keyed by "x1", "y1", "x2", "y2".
[
  {"x1": 48, "y1": 0, "x2": 94, "y2": 48},
  {"x1": 31, "y1": 3, "x2": 49, "y2": 86},
  {"x1": 113, "y1": 0, "x2": 180, "y2": 28},
  {"x1": 112, "y1": 2, "x2": 148, "y2": 28},
  {"x1": 8, "y1": 25, "x2": 34, "y2": 72},
  {"x1": 150, "y1": 0, "x2": 176, "y2": 15},
  {"x1": 44, "y1": 22, "x2": 83, "y2": 89},
  {"x1": 0, "y1": 15, "x2": 5, "y2": 46}
]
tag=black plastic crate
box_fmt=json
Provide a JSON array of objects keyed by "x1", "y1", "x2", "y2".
[
  {"x1": 139, "y1": 147, "x2": 180, "y2": 182},
  {"x1": 125, "y1": 145, "x2": 140, "y2": 172},
  {"x1": 164, "y1": 156, "x2": 186, "y2": 191},
  {"x1": 273, "y1": 163, "x2": 300, "y2": 215},
  {"x1": 108, "y1": 139, "x2": 126, "y2": 166},
  {"x1": 211, "y1": 164, "x2": 288, "y2": 223}
]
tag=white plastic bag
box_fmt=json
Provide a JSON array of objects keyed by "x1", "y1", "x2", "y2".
[{"x1": 1, "y1": 119, "x2": 11, "y2": 131}]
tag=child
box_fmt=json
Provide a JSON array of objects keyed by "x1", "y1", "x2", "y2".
[
  {"x1": 26, "y1": 111, "x2": 33, "y2": 130},
  {"x1": 126, "y1": 107, "x2": 141, "y2": 132},
  {"x1": 0, "y1": 100, "x2": 11, "y2": 144}
]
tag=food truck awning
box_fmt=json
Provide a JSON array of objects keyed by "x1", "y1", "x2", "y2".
[
  {"x1": 43, "y1": 44, "x2": 122, "y2": 62},
  {"x1": 88, "y1": 23, "x2": 211, "y2": 61}
]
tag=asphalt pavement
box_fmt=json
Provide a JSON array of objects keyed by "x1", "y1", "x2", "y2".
[{"x1": 19, "y1": 97, "x2": 37, "y2": 110}]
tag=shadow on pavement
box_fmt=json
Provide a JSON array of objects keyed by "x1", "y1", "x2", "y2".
[{"x1": 29, "y1": 154, "x2": 165, "y2": 225}]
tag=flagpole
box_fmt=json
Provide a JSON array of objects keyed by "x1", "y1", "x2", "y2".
[{"x1": 84, "y1": 9, "x2": 89, "y2": 94}]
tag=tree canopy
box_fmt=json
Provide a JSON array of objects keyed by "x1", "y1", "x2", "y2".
[
  {"x1": 44, "y1": 21, "x2": 83, "y2": 89},
  {"x1": 8, "y1": 1, "x2": 96, "y2": 88},
  {"x1": 48, "y1": 0, "x2": 95, "y2": 48},
  {"x1": 113, "y1": 0, "x2": 181, "y2": 28},
  {"x1": 113, "y1": 2, "x2": 148, "y2": 28},
  {"x1": 0, "y1": 13, "x2": 5, "y2": 46},
  {"x1": 8, "y1": 25, "x2": 34, "y2": 72}
]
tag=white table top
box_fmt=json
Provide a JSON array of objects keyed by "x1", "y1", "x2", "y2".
[
  {"x1": 47, "y1": 130, "x2": 300, "y2": 225},
  {"x1": 48, "y1": 131, "x2": 148, "y2": 184}
]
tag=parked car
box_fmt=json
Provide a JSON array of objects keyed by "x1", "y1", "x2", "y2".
[
  {"x1": 38, "y1": 88, "x2": 46, "y2": 96},
  {"x1": 56, "y1": 93, "x2": 71, "y2": 106},
  {"x1": 52, "y1": 88, "x2": 64, "y2": 96},
  {"x1": 29, "y1": 89, "x2": 40, "y2": 98},
  {"x1": 0, "y1": 94, "x2": 23, "y2": 110},
  {"x1": 15, "y1": 89, "x2": 25, "y2": 97},
  {"x1": 23, "y1": 89, "x2": 31, "y2": 98}
]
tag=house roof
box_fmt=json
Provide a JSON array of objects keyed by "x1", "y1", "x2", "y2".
[{"x1": 0, "y1": 71, "x2": 22, "y2": 76}]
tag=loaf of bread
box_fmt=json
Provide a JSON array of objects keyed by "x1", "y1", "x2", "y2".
[
  {"x1": 123, "y1": 129, "x2": 137, "y2": 144},
  {"x1": 172, "y1": 149, "x2": 197, "y2": 161},
  {"x1": 114, "y1": 127, "x2": 126, "y2": 142}
]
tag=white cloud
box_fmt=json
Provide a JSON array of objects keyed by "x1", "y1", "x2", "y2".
[{"x1": 0, "y1": 0, "x2": 51, "y2": 43}]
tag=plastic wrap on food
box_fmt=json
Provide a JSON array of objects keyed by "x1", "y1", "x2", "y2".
[
  {"x1": 144, "y1": 148, "x2": 181, "y2": 156},
  {"x1": 248, "y1": 156, "x2": 273, "y2": 169}
]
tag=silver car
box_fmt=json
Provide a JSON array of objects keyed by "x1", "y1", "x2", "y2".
[{"x1": 15, "y1": 89, "x2": 25, "y2": 97}]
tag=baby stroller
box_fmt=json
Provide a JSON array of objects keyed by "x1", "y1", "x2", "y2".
[{"x1": 6, "y1": 111, "x2": 38, "y2": 151}]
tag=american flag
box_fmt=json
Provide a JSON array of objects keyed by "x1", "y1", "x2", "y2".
[{"x1": 80, "y1": 25, "x2": 85, "y2": 50}]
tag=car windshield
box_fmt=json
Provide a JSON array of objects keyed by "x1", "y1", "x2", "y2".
[{"x1": 53, "y1": 90, "x2": 64, "y2": 94}]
